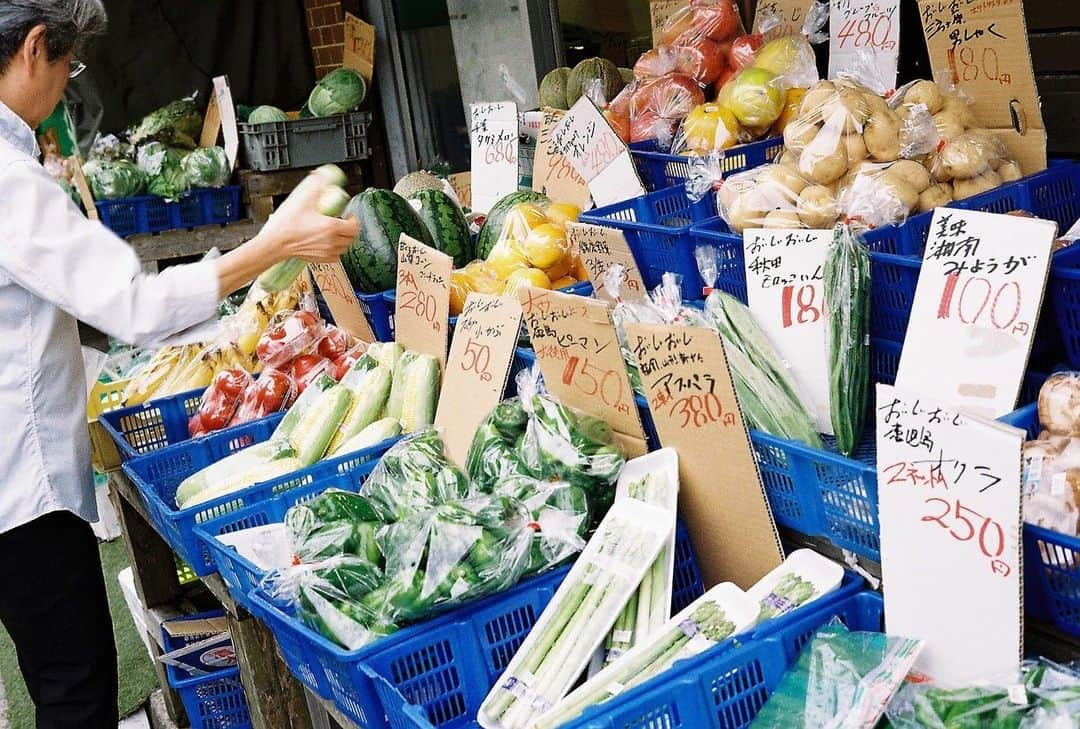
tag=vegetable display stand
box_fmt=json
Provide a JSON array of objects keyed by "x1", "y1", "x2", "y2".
[
  {"x1": 98, "y1": 387, "x2": 205, "y2": 463},
  {"x1": 563, "y1": 590, "x2": 883, "y2": 729},
  {"x1": 369, "y1": 573, "x2": 867, "y2": 729},
  {"x1": 162, "y1": 611, "x2": 253, "y2": 729},
  {"x1": 122, "y1": 416, "x2": 397, "y2": 576},
  {"x1": 107, "y1": 468, "x2": 336, "y2": 729},
  {"x1": 249, "y1": 524, "x2": 705, "y2": 729},
  {"x1": 578, "y1": 184, "x2": 719, "y2": 301},
  {"x1": 239, "y1": 162, "x2": 366, "y2": 224},
  {"x1": 1045, "y1": 243, "x2": 1080, "y2": 368},
  {"x1": 96, "y1": 186, "x2": 243, "y2": 238},
  {"x1": 87, "y1": 377, "x2": 129, "y2": 473},
  {"x1": 630, "y1": 136, "x2": 783, "y2": 192},
  {"x1": 239, "y1": 111, "x2": 373, "y2": 172}
]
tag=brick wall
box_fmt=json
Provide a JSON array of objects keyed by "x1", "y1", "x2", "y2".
[{"x1": 304, "y1": 0, "x2": 345, "y2": 79}]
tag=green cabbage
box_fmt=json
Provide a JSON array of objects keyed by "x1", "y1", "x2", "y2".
[
  {"x1": 307, "y1": 68, "x2": 366, "y2": 117},
  {"x1": 128, "y1": 96, "x2": 203, "y2": 149},
  {"x1": 137, "y1": 142, "x2": 189, "y2": 201},
  {"x1": 248, "y1": 105, "x2": 289, "y2": 124},
  {"x1": 84, "y1": 159, "x2": 147, "y2": 201},
  {"x1": 182, "y1": 146, "x2": 231, "y2": 188}
]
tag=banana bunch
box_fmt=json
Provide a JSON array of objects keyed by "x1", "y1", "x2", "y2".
[
  {"x1": 122, "y1": 343, "x2": 255, "y2": 405},
  {"x1": 121, "y1": 344, "x2": 203, "y2": 406}
]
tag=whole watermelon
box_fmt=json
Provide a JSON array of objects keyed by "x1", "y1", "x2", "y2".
[
  {"x1": 341, "y1": 189, "x2": 434, "y2": 293},
  {"x1": 539, "y1": 67, "x2": 572, "y2": 110},
  {"x1": 408, "y1": 189, "x2": 474, "y2": 267},
  {"x1": 567, "y1": 58, "x2": 623, "y2": 107},
  {"x1": 476, "y1": 190, "x2": 548, "y2": 261}
]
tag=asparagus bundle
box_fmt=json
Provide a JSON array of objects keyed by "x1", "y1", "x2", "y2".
[
  {"x1": 478, "y1": 499, "x2": 672, "y2": 729},
  {"x1": 535, "y1": 582, "x2": 759, "y2": 728},
  {"x1": 747, "y1": 548, "x2": 845, "y2": 623},
  {"x1": 599, "y1": 449, "x2": 679, "y2": 669}
]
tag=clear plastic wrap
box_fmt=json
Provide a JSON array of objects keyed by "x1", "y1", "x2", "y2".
[
  {"x1": 361, "y1": 429, "x2": 472, "y2": 522},
  {"x1": 824, "y1": 223, "x2": 871, "y2": 457},
  {"x1": 659, "y1": 0, "x2": 742, "y2": 47},
  {"x1": 136, "y1": 141, "x2": 189, "y2": 201},
  {"x1": 84, "y1": 158, "x2": 147, "y2": 200},
  {"x1": 885, "y1": 659, "x2": 1080, "y2": 728},
  {"x1": 255, "y1": 309, "x2": 326, "y2": 370},
  {"x1": 711, "y1": 162, "x2": 811, "y2": 230},
  {"x1": 181, "y1": 146, "x2": 231, "y2": 188},
  {"x1": 750, "y1": 621, "x2": 923, "y2": 728},
  {"x1": 483, "y1": 201, "x2": 582, "y2": 296},
  {"x1": 188, "y1": 368, "x2": 253, "y2": 437},
  {"x1": 228, "y1": 369, "x2": 297, "y2": 427},
  {"x1": 1039, "y1": 373, "x2": 1080, "y2": 437},
  {"x1": 88, "y1": 133, "x2": 134, "y2": 163}
]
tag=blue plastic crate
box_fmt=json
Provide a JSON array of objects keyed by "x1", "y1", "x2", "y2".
[
  {"x1": 369, "y1": 575, "x2": 869, "y2": 729},
  {"x1": 249, "y1": 523, "x2": 705, "y2": 727},
  {"x1": 578, "y1": 185, "x2": 720, "y2": 301},
  {"x1": 162, "y1": 610, "x2": 252, "y2": 729},
  {"x1": 1048, "y1": 244, "x2": 1080, "y2": 368},
  {"x1": 1027, "y1": 162, "x2": 1080, "y2": 233},
  {"x1": 98, "y1": 388, "x2": 204, "y2": 462},
  {"x1": 122, "y1": 419, "x2": 397, "y2": 576},
  {"x1": 196, "y1": 466, "x2": 377, "y2": 614},
  {"x1": 562, "y1": 591, "x2": 884, "y2": 729},
  {"x1": 96, "y1": 186, "x2": 243, "y2": 238},
  {"x1": 997, "y1": 403, "x2": 1080, "y2": 638},
  {"x1": 630, "y1": 137, "x2": 784, "y2": 192}
]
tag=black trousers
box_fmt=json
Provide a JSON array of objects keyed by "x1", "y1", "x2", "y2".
[{"x1": 0, "y1": 510, "x2": 118, "y2": 728}]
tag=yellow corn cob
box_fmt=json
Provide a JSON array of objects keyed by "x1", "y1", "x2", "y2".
[{"x1": 184, "y1": 457, "x2": 303, "y2": 511}]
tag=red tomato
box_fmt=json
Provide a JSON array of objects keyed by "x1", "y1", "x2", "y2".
[
  {"x1": 317, "y1": 326, "x2": 354, "y2": 360},
  {"x1": 191, "y1": 368, "x2": 251, "y2": 434},
  {"x1": 674, "y1": 38, "x2": 727, "y2": 85},
  {"x1": 188, "y1": 413, "x2": 207, "y2": 438},
  {"x1": 256, "y1": 309, "x2": 327, "y2": 370},
  {"x1": 290, "y1": 355, "x2": 330, "y2": 394},
  {"x1": 330, "y1": 344, "x2": 366, "y2": 381},
  {"x1": 229, "y1": 370, "x2": 297, "y2": 426},
  {"x1": 729, "y1": 33, "x2": 763, "y2": 70}
]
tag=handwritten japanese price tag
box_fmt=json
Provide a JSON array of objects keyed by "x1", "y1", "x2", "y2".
[
  {"x1": 517, "y1": 286, "x2": 646, "y2": 456},
  {"x1": 395, "y1": 235, "x2": 452, "y2": 368},
  {"x1": 343, "y1": 12, "x2": 375, "y2": 84},
  {"x1": 876, "y1": 383, "x2": 1023, "y2": 683},
  {"x1": 650, "y1": 0, "x2": 688, "y2": 46},
  {"x1": 532, "y1": 110, "x2": 592, "y2": 211},
  {"x1": 211, "y1": 76, "x2": 239, "y2": 170},
  {"x1": 829, "y1": 0, "x2": 900, "y2": 91},
  {"x1": 744, "y1": 229, "x2": 831, "y2": 433},
  {"x1": 567, "y1": 222, "x2": 646, "y2": 303},
  {"x1": 917, "y1": 0, "x2": 1046, "y2": 173},
  {"x1": 552, "y1": 97, "x2": 645, "y2": 209},
  {"x1": 436, "y1": 294, "x2": 523, "y2": 466},
  {"x1": 895, "y1": 209, "x2": 1055, "y2": 418},
  {"x1": 470, "y1": 102, "x2": 520, "y2": 215},
  {"x1": 754, "y1": 0, "x2": 815, "y2": 36},
  {"x1": 625, "y1": 323, "x2": 783, "y2": 589},
  {"x1": 309, "y1": 261, "x2": 376, "y2": 343}
]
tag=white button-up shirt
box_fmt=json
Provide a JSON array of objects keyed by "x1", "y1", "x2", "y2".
[{"x1": 0, "y1": 101, "x2": 220, "y2": 533}]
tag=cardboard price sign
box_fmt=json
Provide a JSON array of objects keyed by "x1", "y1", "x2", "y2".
[
  {"x1": 829, "y1": 0, "x2": 900, "y2": 91},
  {"x1": 567, "y1": 222, "x2": 646, "y2": 303},
  {"x1": 435, "y1": 294, "x2": 524, "y2": 465},
  {"x1": 448, "y1": 172, "x2": 472, "y2": 210},
  {"x1": 343, "y1": 12, "x2": 375, "y2": 84},
  {"x1": 877, "y1": 384, "x2": 1023, "y2": 683},
  {"x1": 917, "y1": 0, "x2": 1046, "y2": 174},
  {"x1": 743, "y1": 229, "x2": 831, "y2": 433},
  {"x1": 895, "y1": 209, "x2": 1055, "y2": 418},
  {"x1": 517, "y1": 287, "x2": 646, "y2": 455},
  {"x1": 650, "y1": 0, "x2": 688, "y2": 46},
  {"x1": 309, "y1": 262, "x2": 376, "y2": 343},
  {"x1": 552, "y1": 97, "x2": 645, "y2": 209},
  {"x1": 201, "y1": 76, "x2": 239, "y2": 170},
  {"x1": 626, "y1": 323, "x2": 783, "y2": 589},
  {"x1": 753, "y1": 0, "x2": 815, "y2": 36},
  {"x1": 470, "y1": 102, "x2": 520, "y2": 215},
  {"x1": 70, "y1": 157, "x2": 98, "y2": 221},
  {"x1": 532, "y1": 110, "x2": 592, "y2": 211},
  {"x1": 395, "y1": 235, "x2": 452, "y2": 368}
]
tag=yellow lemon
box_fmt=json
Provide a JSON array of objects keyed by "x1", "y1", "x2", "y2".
[
  {"x1": 544, "y1": 202, "x2": 582, "y2": 227},
  {"x1": 503, "y1": 203, "x2": 548, "y2": 241},
  {"x1": 503, "y1": 267, "x2": 552, "y2": 296},
  {"x1": 550, "y1": 275, "x2": 578, "y2": 290},
  {"x1": 486, "y1": 243, "x2": 529, "y2": 280},
  {"x1": 449, "y1": 271, "x2": 472, "y2": 316},
  {"x1": 522, "y1": 224, "x2": 567, "y2": 269},
  {"x1": 544, "y1": 251, "x2": 573, "y2": 281},
  {"x1": 571, "y1": 254, "x2": 590, "y2": 281}
]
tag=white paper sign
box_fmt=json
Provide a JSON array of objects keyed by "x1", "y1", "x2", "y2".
[
  {"x1": 828, "y1": 0, "x2": 901, "y2": 92},
  {"x1": 211, "y1": 76, "x2": 239, "y2": 170},
  {"x1": 895, "y1": 209, "x2": 1056, "y2": 418},
  {"x1": 744, "y1": 229, "x2": 832, "y2": 433},
  {"x1": 552, "y1": 97, "x2": 645, "y2": 208},
  {"x1": 876, "y1": 383, "x2": 1023, "y2": 683},
  {"x1": 470, "y1": 101, "x2": 520, "y2": 215}
]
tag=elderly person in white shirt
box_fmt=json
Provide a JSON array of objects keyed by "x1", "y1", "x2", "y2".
[{"x1": 0, "y1": 2, "x2": 359, "y2": 726}]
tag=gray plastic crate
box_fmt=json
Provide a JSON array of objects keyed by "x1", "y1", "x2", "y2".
[{"x1": 238, "y1": 110, "x2": 372, "y2": 171}]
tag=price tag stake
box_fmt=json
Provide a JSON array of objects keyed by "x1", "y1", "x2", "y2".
[{"x1": 395, "y1": 235, "x2": 452, "y2": 368}]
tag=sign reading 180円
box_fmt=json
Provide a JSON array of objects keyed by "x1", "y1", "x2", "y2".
[{"x1": 895, "y1": 209, "x2": 1056, "y2": 418}]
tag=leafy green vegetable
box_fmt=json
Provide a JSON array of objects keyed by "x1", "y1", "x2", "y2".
[
  {"x1": 307, "y1": 68, "x2": 366, "y2": 117},
  {"x1": 247, "y1": 105, "x2": 289, "y2": 124},
  {"x1": 181, "y1": 146, "x2": 231, "y2": 188},
  {"x1": 137, "y1": 142, "x2": 189, "y2": 201},
  {"x1": 84, "y1": 159, "x2": 146, "y2": 200},
  {"x1": 128, "y1": 96, "x2": 203, "y2": 149}
]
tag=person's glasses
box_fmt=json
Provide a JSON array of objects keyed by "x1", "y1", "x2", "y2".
[{"x1": 68, "y1": 59, "x2": 86, "y2": 79}]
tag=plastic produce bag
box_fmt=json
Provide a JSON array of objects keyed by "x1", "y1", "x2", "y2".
[
  {"x1": 824, "y1": 223, "x2": 870, "y2": 456},
  {"x1": 182, "y1": 146, "x2": 231, "y2": 188},
  {"x1": 256, "y1": 309, "x2": 326, "y2": 370},
  {"x1": 136, "y1": 142, "x2": 189, "y2": 201},
  {"x1": 83, "y1": 159, "x2": 146, "y2": 200},
  {"x1": 1022, "y1": 437, "x2": 1080, "y2": 538},
  {"x1": 750, "y1": 621, "x2": 923, "y2": 728},
  {"x1": 188, "y1": 368, "x2": 252, "y2": 437},
  {"x1": 228, "y1": 369, "x2": 297, "y2": 428},
  {"x1": 361, "y1": 429, "x2": 471, "y2": 522},
  {"x1": 1039, "y1": 372, "x2": 1080, "y2": 437},
  {"x1": 886, "y1": 659, "x2": 1080, "y2": 728},
  {"x1": 88, "y1": 133, "x2": 134, "y2": 163}
]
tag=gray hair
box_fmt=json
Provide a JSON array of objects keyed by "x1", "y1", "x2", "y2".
[{"x1": 0, "y1": 0, "x2": 107, "y2": 70}]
